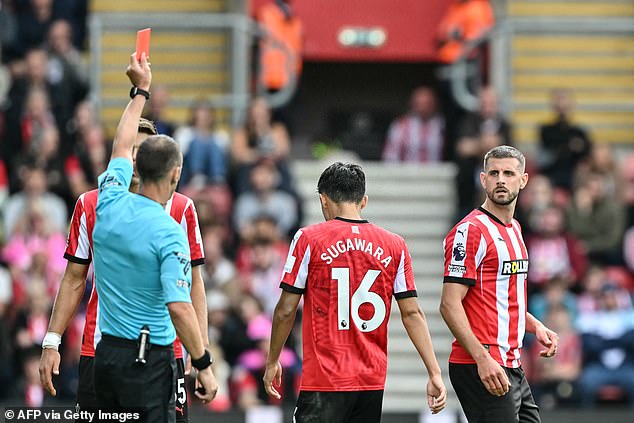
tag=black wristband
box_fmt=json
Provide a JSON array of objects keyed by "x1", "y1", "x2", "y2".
[
  {"x1": 130, "y1": 86, "x2": 150, "y2": 100},
  {"x1": 191, "y1": 350, "x2": 213, "y2": 371}
]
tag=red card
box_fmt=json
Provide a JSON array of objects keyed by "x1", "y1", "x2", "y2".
[{"x1": 135, "y1": 28, "x2": 151, "y2": 61}]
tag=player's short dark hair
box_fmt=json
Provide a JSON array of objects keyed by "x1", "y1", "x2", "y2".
[
  {"x1": 138, "y1": 118, "x2": 158, "y2": 136},
  {"x1": 483, "y1": 145, "x2": 526, "y2": 172},
  {"x1": 317, "y1": 162, "x2": 365, "y2": 204},
  {"x1": 136, "y1": 135, "x2": 182, "y2": 183}
]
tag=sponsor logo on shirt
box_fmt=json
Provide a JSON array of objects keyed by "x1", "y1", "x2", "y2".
[
  {"x1": 447, "y1": 264, "x2": 467, "y2": 274},
  {"x1": 501, "y1": 259, "x2": 529, "y2": 275},
  {"x1": 173, "y1": 251, "x2": 191, "y2": 274},
  {"x1": 98, "y1": 174, "x2": 122, "y2": 192}
]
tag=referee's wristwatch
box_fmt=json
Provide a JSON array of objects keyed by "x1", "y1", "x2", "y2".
[
  {"x1": 130, "y1": 86, "x2": 150, "y2": 100},
  {"x1": 191, "y1": 350, "x2": 213, "y2": 371}
]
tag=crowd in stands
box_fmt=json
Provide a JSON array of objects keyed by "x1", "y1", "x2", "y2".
[{"x1": 0, "y1": 0, "x2": 632, "y2": 414}]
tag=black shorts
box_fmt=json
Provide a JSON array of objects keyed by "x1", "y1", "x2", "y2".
[
  {"x1": 76, "y1": 355, "x2": 98, "y2": 421},
  {"x1": 449, "y1": 363, "x2": 540, "y2": 423},
  {"x1": 174, "y1": 357, "x2": 189, "y2": 423},
  {"x1": 94, "y1": 335, "x2": 176, "y2": 423},
  {"x1": 293, "y1": 390, "x2": 384, "y2": 423}
]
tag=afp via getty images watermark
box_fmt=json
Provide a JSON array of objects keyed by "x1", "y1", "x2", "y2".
[{"x1": 3, "y1": 407, "x2": 145, "y2": 422}]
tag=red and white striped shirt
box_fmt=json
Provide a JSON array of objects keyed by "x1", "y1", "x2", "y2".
[
  {"x1": 64, "y1": 190, "x2": 205, "y2": 358},
  {"x1": 282, "y1": 217, "x2": 417, "y2": 391},
  {"x1": 443, "y1": 207, "x2": 528, "y2": 368}
]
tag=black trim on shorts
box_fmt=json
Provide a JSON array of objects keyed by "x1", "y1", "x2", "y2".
[
  {"x1": 64, "y1": 252, "x2": 91, "y2": 265},
  {"x1": 394, "y1": 290, "x2": 418, "y2": 299},
  {"x1": 280, "y1": 282, "x2": 304, "y2": 294},
  {"x1": 444, "y1": 276, "x2": 476, "y2": 286},
  {"x1": 191, "y1": 258, "x2": 205, "y2": 267}
]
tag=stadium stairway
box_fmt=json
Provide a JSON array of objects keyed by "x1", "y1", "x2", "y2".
[
  {"x1": 89, "y1": 0, "x2": 233, "y2": 134},
  {"x1": 506, "y1": 0, "x2": 634, "y2": 147},
  {"x1": 292, "y1": 160, "x2": 459, "y2": 412}
]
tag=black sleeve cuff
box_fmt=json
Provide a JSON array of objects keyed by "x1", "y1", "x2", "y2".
[
  {"x1": 280, "y1": 282, "x2": 304, "y2": 294},
  {"x1": 64, "y1": 252, "x2": 91, "y2": 265},
  {"x1": 394, "y1": 290, "x2": 418, "y2": 300},
  {"x1": 443, "y1": 276, "x2": 476, "y2": 286},
  {"x1": 191, "y1": 258, "x2": 205, "y2": 267}
]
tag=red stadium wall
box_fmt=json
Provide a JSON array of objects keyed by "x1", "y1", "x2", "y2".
[{"x1": 250, "y1": 0, "x2": 450, "y2": 62}]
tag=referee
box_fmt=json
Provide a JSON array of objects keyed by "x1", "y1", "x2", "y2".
[{"x1": 91, "y1": 53, "x2": 217, "y2": 421}]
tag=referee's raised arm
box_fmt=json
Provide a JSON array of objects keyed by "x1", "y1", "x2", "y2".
[{"x1": 110, "y1": 52, "x2": 152, "y2": 163}]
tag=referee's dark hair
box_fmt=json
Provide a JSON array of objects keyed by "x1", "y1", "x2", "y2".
[
  {"x1": 484, "y1": 145, "x2": 526, "y2": 172},
  {"x1": 317, "y1": 162, "x2": 366, "y2": 204},
  {"x1": 136, "y1": 135, "x2": 182, "y2": 183}
]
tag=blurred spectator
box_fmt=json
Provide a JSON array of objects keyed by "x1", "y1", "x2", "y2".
[
  {"x1": 382, "y1": 86, "x2": 445, "y2": 163},
  {"x1": 10, "y1": 345, "x2": 47, "y2": 406},
  {"x1": 3, "y1": 163, "x2": 67, "y2": 239},
  {"x1": 575, "y1": 144, "x2": 622, "y2": 199},
  {"x1": 577, "y1": 283, "x2": 634, "y2": 407},
  {"x1": 567, "y1": 171, "x2": 625, "y2": 265},
  {"x1": 516, "y1": 174, "x2": 556, "y2": 237},
  {"x1": 233, "y1": 161, "x2": 298, "y2": 239},
  {"x1": 537, "y1": 89, "x2": 593, "y2": 192},
  {"x1": 577, "y1": 265, "x2": 632, "y2": 313},
  {"x1": 46, "y1": 19, "x2": 88, "y2": 99},
  {"x1": 66, "y1": 123, "x2": 107, "y2": 197},
  {"x1": 0, "y1": 158, "x2": 9, "y2": 213},
  {"x1": 143, "y1": 84, "x2": 176, "y2": 137},
  {"x1": 200, "y1": 224, "x2": 241, "y2": 305},
  {"x1": 218, "y1": 294, "x2": 260, "y2": 368},
  {"x1": 237, "y1": 234, "x2": 287, "y2": 317},
  {"x1": 256, "y1": 0, "x2": 303, "y2": 92},
  {"x1": 529, "y1": 277, "x2": 578, "y2": 323},
  {"x1": 176, "y1": 99, "x2": 228, "y2": 188},
  {"x1": 52, "y1": 0, "x2": 88, "y2": 50},
  {"x1": 5, "y1": 47, "x2": 85, "y2": 167},
  {"x1": 529, "y1": 304, "x2": 581, "y2": 409},
  {"x1": 204, "y1": 290, "x2": 232, "y2": 411},
  {"x1": 12, "y1": 282, "x2": 50, "y2": 363},
  {"x1": 16, "y1": 0, "x2": 55, "y2": 55},
  {"x1": 453, "y1": 86, "x2": 511, "y2": 219},
  {"x1": 526, "y1": 205, "x2": 588, "y2": 291},
  {"x1": 0, "y1": 1, "x2": 18, "y2": 53},
  {"x1": 232, "y1": 314, "x2": 298, "y2": 409},
  {"x1": 231, "y1": 97, "x2": 292, "y2": 194},
  {"x1": 2, "y1": 199, "x2": 67, "y2": 297},
  {"x1": 436, "y1": 0, "x2": 495, "y2": 65}
]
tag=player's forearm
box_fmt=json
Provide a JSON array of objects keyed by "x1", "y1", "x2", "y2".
[
  {"x1": 169, "y1": 302, "x2": 206, "y2": 359},
  {"x1": 401, "y1": 307, "x2": 441, "y2": 377},
  {"x1": 439, "y1": 297, "x2": 489, "y2": 363},
  {"x1": 266, "y1": 300, "x2": 297, "y2": 365},
  {"x1": 111, "y1": 96, "x2": 146, "y2": 158},
  {"x1": 525, "y1": 312, "x2": 545, "y2": 335},
  {"x1": 47, "y1": 268, "x2": 87, "y2": 334},
  {"x1": 190, "y1": 266, "x2": 209, "y2": 346}
]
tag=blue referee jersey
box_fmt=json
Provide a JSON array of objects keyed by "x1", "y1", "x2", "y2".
[{"x1": 93, "y1": 158, "x2": 192, "y2": 346}]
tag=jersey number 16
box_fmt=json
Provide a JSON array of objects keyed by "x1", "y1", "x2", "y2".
[{"x1": 333, "y1": 268, "x2": 386, "y2": 333}]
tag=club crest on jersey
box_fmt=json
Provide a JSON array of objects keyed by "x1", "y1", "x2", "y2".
[
  {"x1": 501, "y1": 259, "x2": 528, "y2": 275},
  {"x1": 452, "y1": 243, "x2": 466, "y2": 261}
]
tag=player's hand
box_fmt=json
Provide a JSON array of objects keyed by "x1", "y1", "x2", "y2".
[
  {"x1": 263, "y1": 360, "x2": 282, "y2": 399},
  {"x1": 39, "y1": 348, "x2": 60, "y2": 396},
  {"x1": 536, "y1": 324, "x2": 559, "y2": 358},
  {"x1": 426, "y1": 374, "x2": 447, "y2": 414},
  {"x1": 194, "y1": 367, "x2": 219, "y2": 404},
  {"x1": 126, "y1": 52, "x2": 151, "y2": 91},
  {"x1": 476, "y1": 354, "x2": 511, "y2": 397}
]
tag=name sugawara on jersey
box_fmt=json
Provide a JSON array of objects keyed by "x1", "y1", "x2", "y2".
[{"x1": 320, "y1": 236, "x2": 393, "y2": 268}]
